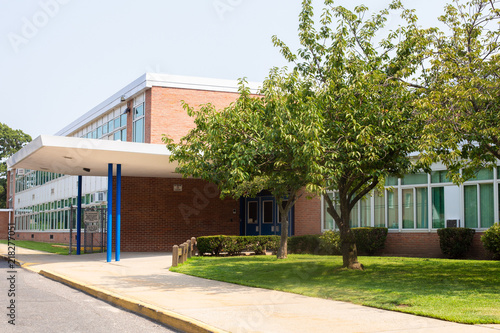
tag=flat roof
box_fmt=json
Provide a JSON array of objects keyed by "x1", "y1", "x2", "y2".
[
  {"x1": 56, "y1": 73, "x2": 261, "y2": 137},
  {"x1": 7, "y1": 135, "x2": 180, "y2": 178}
]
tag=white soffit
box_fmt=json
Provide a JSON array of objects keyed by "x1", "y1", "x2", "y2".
[{"x1": 7, "y1": 135, "x2": 181, "y2": 178}]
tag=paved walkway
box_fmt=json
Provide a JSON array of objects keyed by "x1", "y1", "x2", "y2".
[{"x1": 0, "y1": 244, "x2": 499, "y2": 333}]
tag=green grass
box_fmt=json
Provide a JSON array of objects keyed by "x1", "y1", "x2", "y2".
[
  {"x1": 0, "y1": 240, "x2": 77, "y2": 255},
  {"x1": 170, "y1": 255, "x2": 500, "y2": 324}
]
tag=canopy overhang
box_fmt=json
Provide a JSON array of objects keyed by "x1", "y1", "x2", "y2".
[{"x1": 7, "y1": 135, "x2": 180, "y2": 178}]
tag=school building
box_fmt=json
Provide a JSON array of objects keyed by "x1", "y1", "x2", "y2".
[{"x1": 3, "y1": 73, "x2": 495, "y2": 259}]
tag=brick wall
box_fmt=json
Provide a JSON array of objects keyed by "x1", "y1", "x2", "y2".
[
  {"x1": 0, "y1": 210, "x2": 13, "y2": 240},
  {"x1": 148, "y1": 86, "x2": 243, "y2": 144},
  {"x1": 294, "y1": 191, "x2": 322, "y2": 235},
  {"x1": 116, "y1": 176, "x2": 240, "y2": 251},
  {"x1": 381, "y1": 231, "x2": 491, "y2": 259},
  {"x1": 14, "y1": 231, "x2": 100, "y2": 247}
]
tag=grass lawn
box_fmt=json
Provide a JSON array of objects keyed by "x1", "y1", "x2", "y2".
[
  {"x1": 0, "y1": 239, "x2": 77, "y2": 255},
  {"x1": 170, "y1": 255, "x2": 500, "y2": 324}
]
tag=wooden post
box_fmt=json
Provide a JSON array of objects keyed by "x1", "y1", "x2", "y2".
[
  {"x1": 172, "y1": 245, "x2": 179, "y2": 267},
  {"x1": 191, "y1": 237, "x2": 197, "y2": 255},
  {"x1": 187, "y1": 240, "x2": 192, "y2": 258},
  {"x1": 182, "y1": 242, "x2": 188, "y2": 263}
]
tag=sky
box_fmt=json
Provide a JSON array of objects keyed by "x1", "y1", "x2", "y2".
[{"x1": 0, "y1": 0, "x2": 447, "y2": 139}]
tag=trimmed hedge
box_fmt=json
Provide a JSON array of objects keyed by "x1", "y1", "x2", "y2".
[
  {"x1": 481, "y1": 223, "x2": 500, "y2": 259},
  {"x1": 352, "y1": 227, "x2": 388, "y2": 255},
  {"x1": 197, "y1": 235, "x2": 279, "y2": 256},
  {"x1": 197, "y1": 228, "x2": 388, "y2": 256},
  {"x1": 437, "y1": 227, "x2": 475, "y2": 259},
  {"x1": 288, "y1": 235, "x2": 322, "y2": 254}
]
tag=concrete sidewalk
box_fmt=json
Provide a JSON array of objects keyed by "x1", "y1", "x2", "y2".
[{"x1": 0, "y1": 244, "x2": 499, "y2": 333}]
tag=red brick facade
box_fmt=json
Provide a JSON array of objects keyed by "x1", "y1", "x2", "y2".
[
  {"x1": 380, "y1": 231, "x2": 490, "y2": 259},
  {"x1": 116, "y1": 177, "x2": 239, "y2": 251},
  {"x1": 294, "y1": 191, "x2": 322, "y2": 236},
  {"x1": 0, "y1": 210, "x2": 13, "y2": 240},
  {"x1": 148, "y1": 86, "x2": 242, "y2": 144}
]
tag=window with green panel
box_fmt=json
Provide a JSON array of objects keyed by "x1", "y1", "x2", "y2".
[
  {"x1": 402, "y1": 173, "x2": 428, "y2": 185},
  {"x1": 431, "y1": 170, "x2": 451, "y2": 183},
  {"x1": 431, "y1": 187, "x2": 445, "y2": 229},
  {"x1": 470, "y1": 168, "x2": 493, "y2": 181},
  {"x1": 387, "y1": 190, "x2": 398, "y2": 229},
  {"x1": 385, "y1": 176, "x2": 398, "y2": 186}
]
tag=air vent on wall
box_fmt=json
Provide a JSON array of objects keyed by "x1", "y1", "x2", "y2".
[{"x1": 446, "y1": 219, "x2": 460, "y2": 228}]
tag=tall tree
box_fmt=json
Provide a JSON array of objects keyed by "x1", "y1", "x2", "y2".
[
  {"x1": 0, "y1": 123, "x2": 32, "y2": 208},
  {"x1": 164, "y1": 72, "x2": 323, "y2": 259},
  {"x1": 272, "y1": 0, "x2": 429, "y2": 269},
  {"x1": 419, "y1": 0, "x2": 500, "y2": 181}
]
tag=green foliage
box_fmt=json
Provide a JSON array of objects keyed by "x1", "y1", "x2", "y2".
[
  {"x1": 437, "y1": 228, "x2": 476, "y2": 259},
  {"x1": 273, "y1": 0, "x2": 428, "y2": 268},
  {"x1": 352, "y1": 227, "x2": 389, "y2": 255},
  {"x1": 287, "y1": 235, "x2": 321, "y2": 254},
  {"x1": 319, "y1": 230, "x2": 342, "y2": 255},
  {"x1": 196, "y1": 236, "x2": 226, "y2": 256},
  {"x1": 481, "y1": 223, "x2": 500, "y2": 259},
  {"x1": 164, "y1": 70, "x2": 325, "y2": 259},
  {"x1": 0, "y1": 123, "x2": 31, "y2": 208},
  {"x1": 196, "y1": 236, "x2": 279, "y2": 256},
  {"x1": 419, "y1": 0, "x2": 500, "y2": 182}
]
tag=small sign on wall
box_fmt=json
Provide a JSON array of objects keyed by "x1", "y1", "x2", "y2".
[{"x1": 173, "y1": 184, "x2": 183, "y2": 192}]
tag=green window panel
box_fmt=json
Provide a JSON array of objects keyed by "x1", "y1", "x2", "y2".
[
  {"x1": 480, "y1": 183, "x2": 494, "y2": 228},
  {"x1": 402, "y1": 173, "x2": 428, "y2": 185},
  {"x1": 464, "y1": 185, "x2": 478, "y2": 228},
  {"x1": 432, "y1": 187, "x2": 445, "y2": 229}
]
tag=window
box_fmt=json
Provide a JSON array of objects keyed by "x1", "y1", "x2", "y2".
[
  {"x1": 133, "y1": 102, "x2": 145, "y2": 143},
  {"x1": 464, "y1": 184, "x2": 494, "y2": 228},
  {"x1": 387, "y1": 190, "x2": 398, "y2": 229},
  {"x1": 431, "y1": 170, "x2": 451, "y2": 183},
  {"x1": 262, "y1": 200, "x2": 274, "y2": 223},
  {"x1": 373, "y1": 190, "x2": 385, "y2": 227},
  {"x1": 432, "y1": 187, "x2": 445, "y2": 228},
  {"x1": 402, "y1": 173, "x2": 428, "y2": 185}
]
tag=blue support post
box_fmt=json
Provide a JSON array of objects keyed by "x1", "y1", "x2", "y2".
[
  {"x1": 115, "y1": 164, "x2": 121, "y2": 261},
  {"x1": 107, "y1": 164, "x2": 113, "y2": 263},
  {"x1": 76, "y1": 176, "x2": 82, "y2": 255}
]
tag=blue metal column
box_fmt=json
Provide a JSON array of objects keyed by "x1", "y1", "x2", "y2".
[
  {"x1": 107, "y1": 164, "x2": 113, "y2": 263},
  {"x1": 115, "y1": 164, "x2": 121, "y2": 261},
  {"x1": 76, "y1": 175, "x2": 82, "y2": 255}
]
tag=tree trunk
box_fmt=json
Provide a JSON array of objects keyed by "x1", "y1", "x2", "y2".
[
  {"x1": 340, "y1": 226, "x2": 363, "y2": 270},
  {"x1": 324, "y1": 193, "x2": 364, "y2": 270},
  {"x1": 277, "y1": 217, "x2": 288, "y2": 259}
]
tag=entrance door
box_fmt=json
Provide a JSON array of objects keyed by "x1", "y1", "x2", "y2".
[
  {"x1": 260, "y1": 196, "x2": 275, "y2": 235},
  {"x1": 245, "y1": 198, "x2": 260, "y2": 235},
  {"x1": 244, "y1": 197, "x2": 293, "y2": 236}
]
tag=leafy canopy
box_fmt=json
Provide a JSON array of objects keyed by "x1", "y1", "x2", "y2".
[{"x1": 419, "y1": 0, "x2": 500, "y2": 182}]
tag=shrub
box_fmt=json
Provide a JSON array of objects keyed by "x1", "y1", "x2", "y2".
[
  {"x1": 287, "y1": 235, "x2": 321, "y2": 254},
  {"x1": 196, "y1": 235, "x2": 279, "y2": 255},
  {"x1": 319, "y1": 230, "x2": 341, "y2": 255},
  {"x1": 352, "y1": 227, "x2": 388, "y2": 255},
  {"x1": 437, "y1": 228, "x2": 475, "y2": 259},
  {"x1": 197, "y1": 235, "x2": 226, "y2": 256},
  {"x1": 481, "y1": 223, "x2": 500, "y2": 259}
]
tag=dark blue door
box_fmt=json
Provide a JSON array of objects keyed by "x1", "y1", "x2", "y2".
[
  {"x1": 245, "y1": 198, "x2": 260, "y2": 235},
  {"x1": 244, "y1": 197, "x2": 293, "y2": 236},
  {"x1": 260, "y1": 196, "x2": 275, "y2": 235}
]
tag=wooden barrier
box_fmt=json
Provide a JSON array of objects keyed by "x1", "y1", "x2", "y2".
[{"x1": 171, "y1": 238, "x2": 197, "y2": 267}]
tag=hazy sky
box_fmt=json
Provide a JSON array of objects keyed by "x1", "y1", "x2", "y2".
[{"x1": 1, "y1": 0, "x2": 446, "y2": 138}]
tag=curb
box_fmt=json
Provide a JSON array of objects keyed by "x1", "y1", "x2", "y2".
[{"x1": 39, "y1": 270, "x2": 228, "y2": 333}]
